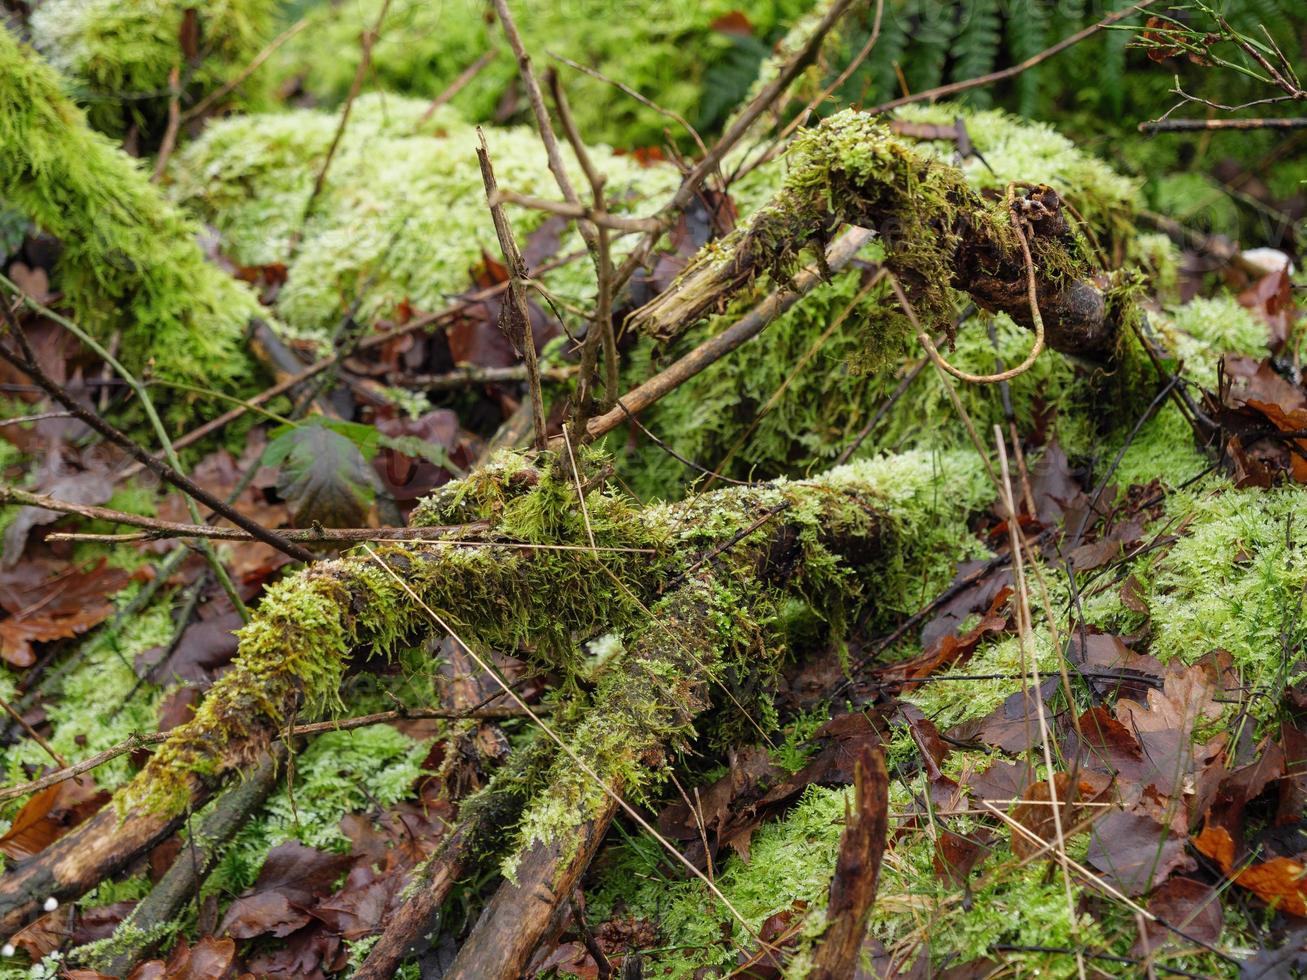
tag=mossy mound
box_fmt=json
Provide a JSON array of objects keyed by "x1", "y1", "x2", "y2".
[
  {"x1": 29, "y1": 0, "x2": 279, "y2": 135},
  {"x1": 170, "y1": 94, "x2": 682, "y2": 343},
  {"x1": 269, "y1": 0, "x2": 816, "y2": 148},
  {"x1": 0, "y1": 28, "x2": 265, "y2": 420}
]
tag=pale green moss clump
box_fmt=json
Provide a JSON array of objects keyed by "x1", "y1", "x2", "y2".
[
  {"x1": 170, "y1": 95, "x2": 681, "y2": 342},
  {"x1": 29, "y1": 0, "x2": 279, "y2": 135},
  {"x1": 270, "y1": 0, "x2": 815, "y2": 147},
  {"x1": 0, "y1": 29, "x2": 264, "y2": 417}
]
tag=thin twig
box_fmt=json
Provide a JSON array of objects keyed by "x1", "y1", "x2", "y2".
[
  {"x1": 419, "y1": 49, "x2": 498, "y2": 124},
  {"x1": 477, "y1": 129, "x2": 549, "y2": 450},
  {"x1": 151, "y1": 65, "x2": 182, "y2": 182},
  {"x1": 488, "y1": 189, "x2": 661, "y2": 233},
  {"x1": 0, "y1": 287, "x2": 314, "y2": 564},
  {"x1": 869, "y1": 0, "x2": 1159, "y2": 114},
  {"x1": 1139, "y1": 116, "x2": 1307, "y2": 132},
  {"x1": 547, "y1": 68, "x2": 618, "y2": 426},
  {"x1": 181, "y1": 18, "x2": 310, "y2": 123},
  {"x1": 293, "y1": 0, "x2": 392, "y2": 252}
]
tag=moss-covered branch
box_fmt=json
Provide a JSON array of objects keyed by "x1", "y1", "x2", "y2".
[
  {"x1": 633, "y1": 110, "x2": 1116, "y2": 357},
  {"x1": 0, "y1": 28, "x2": 264, "y2": 419},
  {"x1": 0, "y1": 447, "x2": 988, "y2": 934}
]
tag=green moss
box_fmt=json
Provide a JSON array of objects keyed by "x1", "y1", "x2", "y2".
[
  {"x1": 29, "y1": 0, "x2": 279, "y2": 135},
  {"x1": 0, "y1": 29, "x2": 264, "y2": 423},
  {"x1": 0, "y1": 597, "x2": 170, "y2": 809},
  {"x1": 893, "y1": 103, "x2": 1141, "y2": 258},
  {"x1": 269, "y1": 0, "x2": 814, "y2": 148},
  {"x1": 170, "y1": 95, "x2": 681, "y2": 343}
]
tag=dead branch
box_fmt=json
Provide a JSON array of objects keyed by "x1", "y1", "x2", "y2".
[
  {"x1": 420, "y1": 49, "x2": 498, "y2": 124},
  {"x1": 92, "y1": 749, "x2": 285, "y2": 975},
  {"x1": 477, "y1": 130, "x2": 550, "y2": 450},
  {"x1": 1139, "y1": 116, "x2": 1307, "y2": 132},
  {"x1": 294, "y1": 0, "x2": 392, "y2": 250},
  {"x1": 574, "y1": 227, "x2": 873, "y2": 445}
]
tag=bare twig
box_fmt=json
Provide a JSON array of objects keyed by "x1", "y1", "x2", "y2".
[
  {"x1": 488, "y1": 189, "x2": 661, "y2": 233},
  {"x1": 1139, "y1": 116, "x2": 1307, "y2": 132},
  {"x1": 547, "y1": 68, "x2": 618, "y2": 425},
  {"x1": 293, "y1": 0, "x2": 392, "y2": 251},
  {"x1": 151, "y1": 65, "x2": 182, "y2": 182},
  {"x1": 572, "y1": 227, "x2": 873, "y2": 445},
  {"x1": 181, "y1": 18, "x2": 310, "y2": 123},
  {"x1": 477, "y1": 129, "x2": 549, "y2": 450},
  {"x1": 489, "y1": 0, "x2": 587, "y2": 230},
  {"x1": 419, "y1": 49, "x2": 498, "y2": 124},
  {"x1": 868, "y1": 0, "x2": 1158, "y2": 114}
]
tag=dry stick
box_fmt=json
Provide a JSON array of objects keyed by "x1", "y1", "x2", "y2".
[
  {"x1": 867, "y1": 0, "x2": 1159, "y2": 114},
  {"x1": 548, "y1": 69, "x2": 619, "y2": 423},
  {"x1": 406, "y1": 363, "x2": 576, "y2": 391},
  {"x1": 573, "y1": 226, "x2": 873, "y2": 446},
  {"x1": 0, "y1": 705, "x2": 533, "y2": 805},
  {"x1": 1139, "y1": 116, "x2": 1307, "y2": 132},
  {"x1": 994, "y1": 428, "x2": 1087, "y2": 980},
  {"x1": 293, "y1": 0, "x2": 392, "y2": 252},
  {"x1": 487, "y1": 190, "x2": 661, "y2": 232},
  {"x1": 609, "y1": 0, "x2": 858, "y2": 297},
  {"x1": 0, "y1": 321, "x2": 313, "y2": 564},
  {"x1": 151, "y1": 65, "x2": 182, "y2": 182},
  {"x1": 477, "y1": 130, "x2": 548, "y2": 450},
  {"x1": 703, "y1": 269, "x2": 883, "y2": 489},
  {"x1": 548, "y1": 53, "x2": 709, "y2": 158},
  {"x1": 181, "y1": 18, "x2": 310, "y2": 123},
  {"x1": 419, "y1": 49, "x2": 497, "y2": 124},
  {"x1": 0, "y1": 693, "x2": 64, "y2": 766}
]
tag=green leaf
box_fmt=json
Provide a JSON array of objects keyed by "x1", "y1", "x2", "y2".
[{"x1": 262, "y1": 417, "x2": 378, "y2": 528}]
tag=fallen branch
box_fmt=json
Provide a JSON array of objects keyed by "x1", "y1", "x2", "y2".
[
  {"x1": 631, "y1": 114, "x2": 1115, "y2": 360},
  {"x1": 576, "y1": 226, "x2": 873, "y2": 444},
  {"x1": 0, "y1": 448, "x2": 982, "y2": 953}
]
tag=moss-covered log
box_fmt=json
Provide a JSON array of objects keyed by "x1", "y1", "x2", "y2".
[
  {"x1": 0, "y1": 28, "x2": 264, "y2": 418},
  {"x1": 0, "y1": 447, "x2": 988, "y2": 936},
  {"x1": 633, "y1": 110, "x2": 1117, "y2": 357}
]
